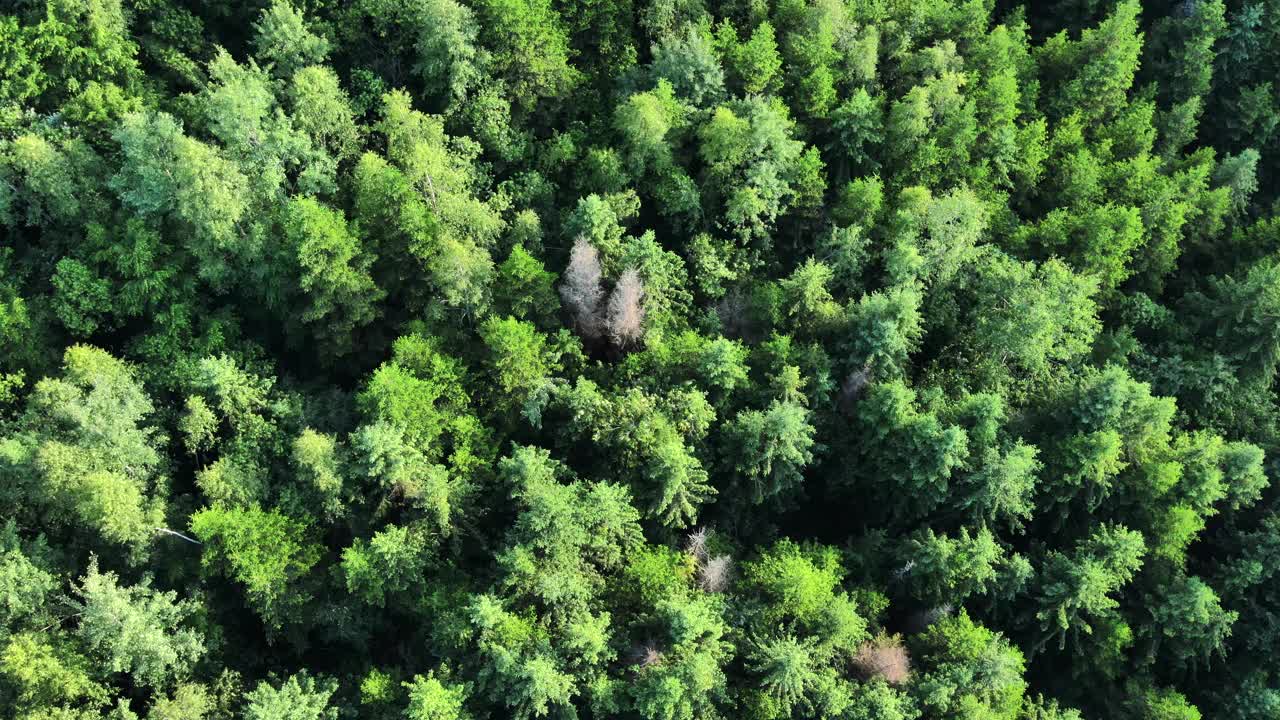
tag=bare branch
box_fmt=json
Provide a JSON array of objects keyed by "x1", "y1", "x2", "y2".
[
  {"x1": 606, "y1": 268, "x2": 645, "y2": 347},
  {"x1": 837, "y1": 363, "x2": 873, "y2": 415},
  {"x1": 697, "y1": 554, "x2": 734, "y2": 593},
  {"x1": 559, "y1": 237, "x2": 605, "y2": 338},
  {"x1": 155, "y1": 527, "x2": 203, "y2": 545},
  {"x1": 684, "y1": 527, "x2": 710, "y2": 562},
  {"x1": 629, "y1": 642, "x2": 666, "y2": 669}
]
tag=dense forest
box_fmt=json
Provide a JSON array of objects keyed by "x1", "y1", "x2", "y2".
[{"x1": 4, "y1": 0, "x2": 1280, "y2": 718}]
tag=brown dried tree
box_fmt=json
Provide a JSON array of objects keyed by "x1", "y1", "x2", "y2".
[{"x1": 852, "y1": 634, "x2": 911, "y2": 685}]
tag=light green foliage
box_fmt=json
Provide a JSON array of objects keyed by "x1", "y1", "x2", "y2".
[
  {"x1": 0, "y1": 523, "x2": 57, "y2": 634},
  {"x1": 494, "y1": 245, "x2": 559, "y2": 325},
  {"x1": 778, "y1": 259, "x2": 841, "y2": 333},
  {"x1": 0, "y1": 17, "x2": 45, "y2": 108},
  {"x1": 350, "y1": 420, "x2": 455, "y2": 532},
  {"x1": 644, "y1": 425, "x2": 715, "y2": 529},
  {"x1": 460, "y1": 467, "x2": 631, "y2": 718},
  {"x1": 3, "y1": 2, "x2": 1280, "y2": 718},
  {"x1": 831, "y1": 89, "x2": 884, "y2": 174},
  {"x1": 651, "y1": 28, "x2": 725, "y2": 108},
  {"x1": 564, "y1": 194, "x2": 629, "y2": 265},
  {"x1": 958, "y1": 441, "x2": 1040, "y2": 530},
  {"x1": 1214, "y1": 149, "x2": 1261, "y2": 215},
  {"x1": 465, "y1": 595, "x2": 576, "y2": 720},
  {"x1": 494, "y1": 445, "x2": 642, "y2": 611},
  {"x1": 1, "y1": 632, "x2": 106, "y2": 715},
  {"x1": 190, "y1": 506, "x2": 323, "y2": 628},
  {"x1": 1, "y1": 346, "x2": 166, "y2": 555},
  {"x1": 70, "y1": 559, "x2": 204, "y2": 689},
  {"x1": 378, "y1": 91, "x2": 499, "y2": 316},
  {"x1": 1016, "y1": 204, "x2": 1146, "y2": 291},
  {"x1": 740, "y1": 540, "x2": 867, "y2": 653},
  {"x1": 845, "y1": 679, "x2": 918, "y2": 720},
  {"x1": 341, "y1": 524, "x2": 429, "y2": 606},
  {"x1": 913, "y1": 186, "x2": 989, "y2": 286},
  {"x1": 852, "y1": 380, "x2": 968, "y2": 519},
  {"x1": 1135, "y1": 687, "x2": 1202, "y2": 720},
  {"x1": 2, "y1": 134, "x2": 97, "y2": 228},
  {"x1": 189, "y1": 356, "x2": 274, "y2": 436},
  {"x1": 899, "y1": 527, "x2": 1004, "y2": 606},
  {"x1": 884, "y1": 66, "x2": 977, "y2": 187},
  {"x1": 472, "y1": 0, "x2": 578, "y2": 109},
  {"x1": 110, "y1": 112, "x2": 249, "y2": 287},
  {"x1": 359, "y1": 334, "x2": 481, "y2": 468},
  {"x1": 1039, "y1": 0, "x2": 1144, "y2": 123},
  {"x1": 698, "y1": 97, "x2": 816, "y2": 245},
  {"x1": 718, "y1": 21, "x2": 782, "y2": 95},
  {"x1": 243, "y1": 673, "x2": 338, "y2": 720},
  {"x1": 748, "y1": 635, "x2": 820, "y2": 716},
  {"x1": 1033, "y1": 525, "x2": 1146, "y2": 654},
  {"x1": 845, "y1": 286, "x2": 923, "y2": 376},
  {"x1": 696, "y1": 336, "x2": 750, "y2": 396},
  {"x1": 253, "y1": 0, "x2": 330, "y2": 77},
  {"x1": 615, "y1": 80, "x2": 686, "y2": 176},
  {"x1": 199, "y1": 50, "x2": 336, "y2": 199},
  {"x1": 619, "y1": 545, "x2": 693, "y2": 606},
  {"x1": 953, "y1": 251, "x2": 1100, "y2": 390},
  {"x1": 969, "y1": 22, "x2": 1040, "y2": 189},
  {"x1": 409, "y1": 0, "x2": 484, "y2": 103},
  {"x1": 288, "y1": 66, "x2": 361, "y2": 164},
  {"x1": 725, "y1": 399, "x2": 815, "y2": 504},
  {"x1": 150, "y1": 683, "x2": 213, "y2": 720},
  {"x1": 911, "y1": 612, "x2": 1026, "y2": 720},
  {"x1": 629, "y1": 594, "x2": 731, "y2": 720},
  {"x1": 1022, "y1": 695, "x2": 1084, "y2": 720},
  {"x1": 1219, "y1": 441, "x2": 1268, "y2": 510},
  {"x1": 617, "y1": 231, "x2": 691, "y2": 337},
  {"x1": 1146, "y1": 575, "x2": 1237, "y2": 668},
  {"x1": 283, "y1": 197, "x2": 382, "y2": 355},
  {"x1": 553, "y1": 380, "x2": 714, "y2": 528},
  {"x1": 288, "y1": 429, "x2": 345, "y2": 520},
  {"x1": 10, "y1": 0, "x2": 142, "y2": 110},
  {"x1": 405, "y1": 671, "x2": 471, "y2": 720},
  {"x1": 184, "y1": 355, "x2": 283, "y2": 508},
  {"x1": 480, "y1": 316, "x2": 560, "y2": 410},
  {"x1": 1042, "y1": 365, "x2": 1180, "y2": 516}
]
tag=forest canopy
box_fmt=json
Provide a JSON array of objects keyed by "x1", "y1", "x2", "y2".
[{"x1": 3, "y1": 0, "x2": 1280, "y2": 718}]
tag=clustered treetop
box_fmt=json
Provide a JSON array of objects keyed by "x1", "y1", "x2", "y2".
[{"x1": 2, "y1": 0, "x2": 1280, "y2": 719}]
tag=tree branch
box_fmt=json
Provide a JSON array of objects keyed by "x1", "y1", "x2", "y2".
[{"x1": 155, "y1": 527, "x2": 202, "y2": 545}]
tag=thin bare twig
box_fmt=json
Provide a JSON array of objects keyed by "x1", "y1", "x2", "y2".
[
  {"x1": 155, "y1": 527, "x2": 202, "y2": 545},
  {"x1": 38, "y1": 612, "x2": 82, "y2": 633}
]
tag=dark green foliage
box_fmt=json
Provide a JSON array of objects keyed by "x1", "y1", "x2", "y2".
[{"x1": 3, "y1": 2, "x2": 1280, "y2": 719}]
